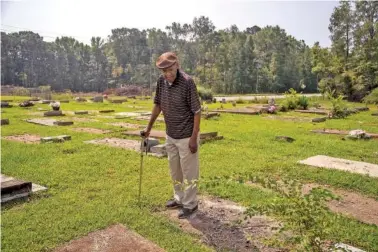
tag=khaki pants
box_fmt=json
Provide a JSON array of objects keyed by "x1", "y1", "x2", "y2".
[{"x1": 165, "y1": 134, "x2": 200, "y2": 209}]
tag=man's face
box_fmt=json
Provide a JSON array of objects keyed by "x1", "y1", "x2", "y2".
[{"x1": 161, "y1": 63, "x2": 178, "y2": 83}]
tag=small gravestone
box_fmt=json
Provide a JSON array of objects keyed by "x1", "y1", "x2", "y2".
[
  {"x1": 41, "y1": 135, "x2": 71, "y2": 143},
  {"x1": 268, "y1": 98, "x2": 275, "y2": 106},
  {"x1": 144, "y1": 138, "x2": 160, "y2": 152},
  {"x1": 60, "y1": 100, "x2": 69, "y2": 103},
  {"x1": 53, "y1": 121, "x2": 73, "y2": 126},
  {"x1": 44, "y1": 110, "x2": 64, "y2": 117},
  {"x1": 372, "y1": 112, "x2": 378, "y2": 116},
  {"x1": 74, "y1": 110, "x2": 88, "y2": 115},
  {"x1": 37, "y1": 108, "x2": 48, "y2": 111},
  {"x1": 1, "y1": 102, "x2": 12, "y2": 108},
  {"x1": 1, "y1": 119, "x2": 9, "y2": 125},
  {"x1": 275, "y1": 136, "x2": 295, "y2": 142},
  {"x1": 221, "y1": 98, "x2": 226, "y2": 104},
  {"x1": 93, "y1": 96, "x2": 103, "y2": 103},
  {"x1": 99, "y1": 109, "x2": 115, "y2": 113},
  {"x1": 1, "y1": 179, "x2": 32, "y2": 203},
  {"x1": 203, "y1": 112, "x2": 220, "y2": 119},
  {"x1": 200, "y1": 132, "x2": 218, "y2": 139},
  {"x1": 312, "y1": 117, "x2": 326, "y2": 123}
]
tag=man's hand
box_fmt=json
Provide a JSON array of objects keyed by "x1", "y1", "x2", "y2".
[
  {"x1": 189, "y1": 136, "x2": 198, "y2": 153},
  {"x1": 141, "y1": 128, "x2": 151, "y2": 138}
]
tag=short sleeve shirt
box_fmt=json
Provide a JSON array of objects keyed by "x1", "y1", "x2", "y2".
[{"x1": 154, "y1": 70, "x2": 201, "y2": 139}]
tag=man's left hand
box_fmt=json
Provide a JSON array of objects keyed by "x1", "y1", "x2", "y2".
[{"x1": 189, "y1": 136, "x2": 198, "y2": 153}]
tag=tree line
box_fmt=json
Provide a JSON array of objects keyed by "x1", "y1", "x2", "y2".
[{"x1": 1, "y1": 1, "x2": 377, "y2": 100}]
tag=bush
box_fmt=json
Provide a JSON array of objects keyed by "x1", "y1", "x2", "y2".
[
  {"x1": 363, "y1": 88, "x2": 378, "y2": 105},
  {"x1": 283, "y1": 88, "x2": 299, "y2": 110},
  {"x1": 235, "y1": 97, "x2": 246, "y2": 104},
  {"x1": 197, "y1": 86, "x2": 213, "y2": 101},
  {"x1": 298, "y1": 95, "x2": 309, "y2": 110},
  {"x1": 328, "y1": 94, "x2": 349, "y2": 119}
]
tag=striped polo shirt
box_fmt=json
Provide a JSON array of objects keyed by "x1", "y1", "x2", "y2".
[{"x1": 154, "y1": 70, "x2": 201, "y2": 139}]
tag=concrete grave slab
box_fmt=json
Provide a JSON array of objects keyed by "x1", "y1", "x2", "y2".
[
  {"x1": 334, "y1": 243, "x2": 366, "y2": 252},
  {"x1": 2, "y1": 134, "x2": 41, "y2": 143},
  {"x1": 54, "y1": 224, "x2": 165, "y2": 252},
  {"x1": 203, "y1": 112, "x2": 220, "y2": 119},
  {"x1": 312, "y1": 117, "x2": 327, "y2": 123},
  {"x1": 1, "y1": 174, "x2": 47, "y2": 203},
  {"x1": 298, "y1": 155, "x2": 378, "y2": 177},
  {"x1": 372, "y1": 112, "x2": 378, "y2": 116},
  {"x1": 41, "y1": 135, "x2": 71, "y2": 143},
  {"x1": 71, "y1": 117, "x2": 98, "y2": 122},
  {"x1": 71, "y1": 128, "x2": 112, "y2": 134},
  {"x1": 150, "y1": 144, "x2": 167, "y2": 157},
  {"x1": 26, "y1": 118, "x2": 57, "y2": 126},
  {"x1": 264, "y1": 115, "x2": 311, "y2": 123}
]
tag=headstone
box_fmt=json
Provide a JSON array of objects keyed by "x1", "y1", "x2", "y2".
[
  {"x1": 1, "y1": 119, "x2": 9, "y2": 125},
  {"x1": 99, "y1": 109, "x2": 115, "y2": 113},
  {"x1": 1, "y1": 179, "x2": 32, "y2": 203},
  {"x1": 93, "y1": 96, "x2": 103, "y2": 103},
  {"x1": 74, "y1": 110, "x2": 88, "y2": 115},
  {"x1": 200, "y1": 132, "x2": 218, "y2": 139},
  {"x1": 275, "y1": 136, "x2": 295, "y2": 142},
  {"x1": 268, "y1": 98, "x2": 275, "y2": 106},
  {"x1": 53, "y1": 121, "x2": 73, "y2": 126},
  {"x1": 41, "y1": 135, "x2": 71, "y2": 143},
  {"x1": 203, "y1": 112, "x2": 220, "y2": 119},
  {"x1": 221, "y1": 98, "x2": 226, "y2": 104},
  {"x1": 345, "y1": 129, "x2": 371, "y2": 140},
  {"x1": 143, "y1": 138, "x2": 160, "y2": 152},
  {"x1": 298, "y1": 155, "x2": 378, "y2": 178},
  {"x1": 372, "y1": 112, "x2": 378, "y2": 116},
  {"x1": 312, "y1": 117, "x2": 327, "y2": 123},
  {"x1": 44, "y1": 110, "x2": 64, "y2": 117}
]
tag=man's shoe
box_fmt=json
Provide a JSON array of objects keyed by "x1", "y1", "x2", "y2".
[
  {"x1": 165, "y1": 199, "x2": 183, "y2": 209},
  {"x1": 178, "y1": 205, "x2": 198, "y2": 219}
]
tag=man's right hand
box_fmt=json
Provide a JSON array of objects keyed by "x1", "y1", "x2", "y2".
[{"x1": 141, "y1": 128, "x2": 151, "y2": 138}]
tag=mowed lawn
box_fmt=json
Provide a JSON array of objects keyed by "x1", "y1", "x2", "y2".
[{"x1": 1, "y1": 96, "x2": 378, "y2": 251}]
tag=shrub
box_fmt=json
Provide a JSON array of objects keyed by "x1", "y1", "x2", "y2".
[
  {"x1": 235, "y1": 97, "x2": 246, "y2": 104},
  {"x1": 197, "y1": 86, "x2": 213, "y2": 101},
  {"x1": 298, "y1": 95, "x2": 309, "y2": 110},
  {"x1": 363, "y1": 88, "x2": 378, "y2": 105},
  {"x1": 283, "y1": 88, "x2": 299, "y2": 110},
  {"x1": 328, "y1": 93, "x2": 348, "y2": 119}
]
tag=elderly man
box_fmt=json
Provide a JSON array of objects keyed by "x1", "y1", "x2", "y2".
[{"x1": 142, "y1": 52, "x2": 201, "y2": 219}]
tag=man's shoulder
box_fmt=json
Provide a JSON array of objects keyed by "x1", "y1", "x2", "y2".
[{"x1": 179, "y1": 70, "x2": 194, "y2": 83}]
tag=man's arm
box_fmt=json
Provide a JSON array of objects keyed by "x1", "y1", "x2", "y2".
[
  {"x1": 146, "y1": 104, "x2": 161, "y2": 133},
  {"x1": 192, "y1": 111, "x2": 201, "y2": 138}
]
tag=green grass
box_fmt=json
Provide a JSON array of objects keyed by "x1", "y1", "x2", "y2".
[{"x1": 1, "y1": 97, "x2": 378, "y2": 251}]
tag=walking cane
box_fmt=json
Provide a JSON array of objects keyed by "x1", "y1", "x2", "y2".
[{"x1": 138, "y1": 131, "x2": 148, "y2": 207}]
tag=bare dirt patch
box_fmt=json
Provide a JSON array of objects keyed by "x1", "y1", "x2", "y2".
[
  {"x1": 71, "y1": 128, "x2": 112, "y2": 134},
  {"x1": 302, "y1": 184, "x2": 378, "y2": 226},
  {"x1": 159, "y1": 196, "x2": 283, "y2": 252},
  {"x1": 84, "y1": 138, "x2": 140, "y2": 151},
  {"x1": 107, "y1": 122, "x2": 144, "y2": 129},
  {"x1": 54, "y1": 224, "x2": 165, "y2": 252},
  {"x1": 2, "y1": 134, "x2": 41, "y2": 144}
]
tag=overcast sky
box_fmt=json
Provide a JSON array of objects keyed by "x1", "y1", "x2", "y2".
[{"x1": 1, "y1": 0, "x2": 338, "y2": 47}]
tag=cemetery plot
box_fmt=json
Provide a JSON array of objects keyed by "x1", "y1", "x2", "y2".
[
  {"x1": 299, "y1": 155, "x2": 378, "y2": 178},
  {"x1": 302, "y1": 183, "x2": 378, "y2": 226},
  {"x1": 71, "y1": 127, "x2": 112, "y2": 134},
  {"x1": 294, "y1": 109, "x2": 329, "y2": 115},
  {"x1": 54, "y1": 224, "x2": 165, "y2": 252},
  {"x1": 1, "y1": 119, "x2": 10, "y2": 125},
  {"x1": 1, "y1": 174, "x2": 47, "y2": 203},
  {"x1": 2, "y1": 134, "x2": 41, "y2": 144},
  {"x1": 40, "y1": 135, "x2": 71, "y2": 143},
  {"x1": 159, "y1": 196, "x2": 282, "y2": 252},
  {"x1": 26, "y1": 118, "x2": 73, "y2": 126},
  {"x1": 71, "y1": 117, "x2": 98, "y2": 122},
  {"x1": 84, "y1": 138, "x2": 143, "y2": 152},
  {"x1": 263, "y1": 115, "x2": 312, "y2": 122}
]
